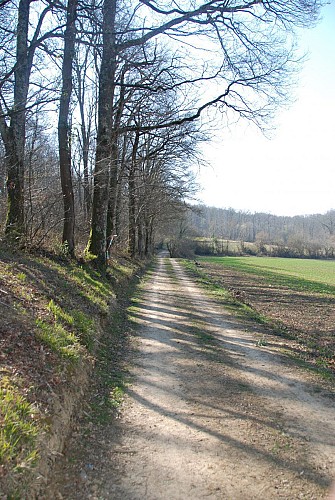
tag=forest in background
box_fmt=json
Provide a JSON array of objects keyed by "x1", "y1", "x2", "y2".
[{"x1": 168, "y1": 205, "x2": 335, "y2": 259}]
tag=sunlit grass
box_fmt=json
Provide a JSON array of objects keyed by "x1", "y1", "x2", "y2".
[
  {"x1": 35, "y1": 319, "x2": 83, "y2": 361},
  {"x1": 47, "y1": 300, "x2": 95, "y2": 352},
  {"x1": 199, "y1": 256, "x2": 335, "y2": 295},
  {"x1": 0, "y1": 377, "x2": 40, "y2": 472},
  {"x1": 47, "y1": 299, "x2": 74, "y2": 326}
]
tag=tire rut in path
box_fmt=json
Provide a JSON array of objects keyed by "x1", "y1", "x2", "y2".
[{"x1": 46, "y1": 256, "x2": 335, "y2": 499}]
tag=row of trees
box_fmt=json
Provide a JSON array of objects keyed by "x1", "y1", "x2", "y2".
[
  {"x1": 0, "y1": 0, "x2": 322, "y2": 265},
  {"x1": 186, "y1": 206, "x2": 335, "y2": 258}
]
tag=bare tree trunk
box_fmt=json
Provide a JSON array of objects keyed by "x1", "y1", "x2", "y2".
[
  {"x1": 128, "y1": 131, "x2": 139, "y2": 258},
  {"x1": 0, "y1": 0, "x2": 51, "y2": 242},
  {"x1": 26, "y1": 117, "x2": 39, "y2": 244},
  {"x1": 144, "y1": 217, "x2": 152, "y2": 256},
  {"x1": 82, "y1": 130, "x2": 91, "y2": 217},
  {"x1": 58, "y1": 0, "x2": 77, "y2": 256},
  {"x1": 80, "y1": 106, "x2": 91, "y2": 218},
  {"x1": 114, "y1": 132, "x2": 129, "y2": 238},
  {"x1": 75, "y1": 49, "x2": 93, "y2": 219},
  {"x1": 88, "y1": 0, "x2": 117, "y2": 266},
  {"x1": 2, "y1": 0, "x2": 30, "y2": 239},
  {"x1": 138, "y1": 221, "x2": 144, "y2": 257},
  {"x1": 106, "y1": 133, "x2": 118, "y2": 243},
  {"x1": 106, "y1": 72, "x2": 127, "y2": 243},
  {"x1": 128, "y1": 164, "x2": 136, "y2": 258}
]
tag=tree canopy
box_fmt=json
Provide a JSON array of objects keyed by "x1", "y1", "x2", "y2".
[{"x1": 0, "y1": 0, "x2": 323, "y2": 263}]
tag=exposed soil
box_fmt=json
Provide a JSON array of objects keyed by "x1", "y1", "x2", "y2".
[
  {"x1": 196, "y1": 261, "x2": 335, "y2": 373},
  {"x1": 45, "y1": 255, "x2": 335, "y2": 499}
]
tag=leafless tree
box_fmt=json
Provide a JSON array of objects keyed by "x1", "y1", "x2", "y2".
[
  {"x1": 88, "y1": 0, "x2": 322, "y2": 265},
  {"x1": 58, "y1": 0, "x2": 78, "y2": 255},
  {"x1": 0, "y1": 0, "x2": 60, "y2": 240},
  {"x1": 0, "y1": 0, "x2": 324, "y2": 261}
]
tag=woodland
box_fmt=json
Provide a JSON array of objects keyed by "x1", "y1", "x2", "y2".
[
  {"x1": 184, "y1": 206, "x2": 335, "y2": 258},
  {"x1": 0, "y1": 0, "x2": 325, "y2": 264}
]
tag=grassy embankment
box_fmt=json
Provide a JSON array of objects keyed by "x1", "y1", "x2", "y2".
[
  {"x1": 0, "y1": 246, "x2": 142, "y2": 497},
  {"x1": 185, "y1": 256, "x2": 335, "y2": 376}
]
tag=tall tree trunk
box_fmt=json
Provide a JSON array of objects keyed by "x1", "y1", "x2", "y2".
[
  {"x1": 114, "y1": 132, "x2": 129, "y2": 238},
  {"x1": 0, "y1": 0, "x2": 49, "y2": 242},
  {"x1": 58, "y1": 0, "x2": 77, "y2": 256},
  {"x1": 79, "y1": 105, "x2": 91, "y2": 218},
  {"x1": 128, "y1": 163, "x2": 137, "y2": 258},
  {"x1": 144, "y1": 217, "x2": 151, "y2": 256},
  {"x1": 128, "y1": 131, "x2": 139, "y2": 258},
  {"x1": 88, "y1": 0, "x2": 117, "y2": 266},
  {"x1": 106, "y1": 74, "x2": 126, "y2": 242},
  {"x1": 106, "y1": 133, "x2": 118, "y2": 243},
  {"x1": 82, "y1": 130, "x2": 91, "y2": 217},
  {"x1": 138, "y1": 221, "x2": 144, "y2": 257},
  {"x1": 3, "y1": 0, "x2": 30, "y2": 239},
  {"x1": 114, "y1": 160, "x2": 125, "y2": 239},
  {"x1": 75, "y1": 51, "x2": 92, "y2": 219}
]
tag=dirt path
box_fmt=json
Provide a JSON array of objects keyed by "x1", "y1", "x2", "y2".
[{"x1": 46, "y1": 256, "x2": 335, "y2": 499}]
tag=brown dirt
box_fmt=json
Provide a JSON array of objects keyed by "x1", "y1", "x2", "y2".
[
  {"x1": 196, "y1": 261, "x2": 335, "y2": 373},
  {"x1": 44, "y1": 255, "x2": 335, "y2": 499}
]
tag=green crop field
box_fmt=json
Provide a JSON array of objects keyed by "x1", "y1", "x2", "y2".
[{"x1": 198, "y1": 256, "x2": 335, "y2": 295}]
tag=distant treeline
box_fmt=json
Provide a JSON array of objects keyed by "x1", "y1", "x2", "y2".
[{"x1": 183, "y1": 205, "x2": 335, "y2": 259}]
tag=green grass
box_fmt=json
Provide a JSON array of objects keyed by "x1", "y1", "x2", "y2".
[
  {"x1": 1, "y1": 256, "x2": 117, "y2": 362},
  {"x1": 47, "y1": 299, "x2": 75, "y2": 326},
  {"x1": 0, "y1": 377, "x2": 40, "y2": 472},
  {"x1": 52, "y1": 263, "x2": 115, "y2": 315},
  {"x1": 47, "y1": 300, "x2": 95, "y2": 352},
  {"x1": 0, "y1": 247, "x2": 145, "y2": 497},
  {"x1": 35, "y1": 319, "x2": 83, "y2": 361},
  {"x1": 199, "y1": 256, "x2": 335, "y2": 295}
]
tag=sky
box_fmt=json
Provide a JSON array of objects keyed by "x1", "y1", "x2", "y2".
[{"x1": 197, "y1": 1, "x2": 335, "y2": 217}]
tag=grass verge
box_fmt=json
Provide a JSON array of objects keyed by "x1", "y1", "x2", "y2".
[
  {"x1": 0, "y1": 377, "x2": 39, "y2": 471},
  {"x1": 0, "y1": 246, "x2": 144, "y2": 497}
]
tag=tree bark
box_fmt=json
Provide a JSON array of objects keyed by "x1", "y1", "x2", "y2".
[
  {"x1": 106, "y1": 132, "x2": 118, "y2": 243},
  {"x1": 128, "y1": 131, "x2": 140, "y2": 258},
  {"x1": 88, "y1": 0, "x2": 117, "y2": 266},
  {"x1": 58, "y1": 0, "x2": 78, "y2": 256},
  {"x1": 106, "y1": 80, "x2": 126, "y2": 244},
  {"x1": 128, "y1": 163, "x2": 136, "y2": 258},
  {"x1": 82, "y1": 127, "x2": 91, "y2": 217},
  {"x1": 3, "y1": 0, "x2": 30, "y2": 239},
  {"x1": 75, "y1": 50, "x2": 92, "y2": 219},
  {"x1": 0, "y1": 0, "x2": 51, "y2": 242}
]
